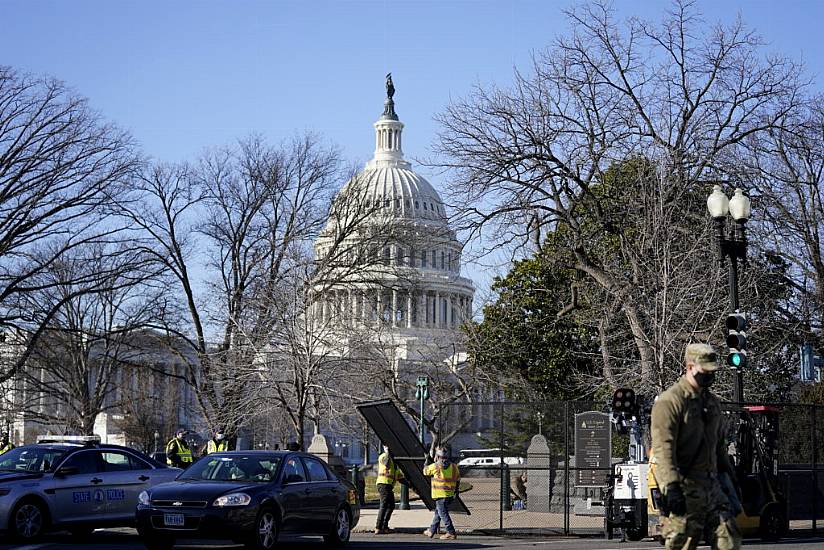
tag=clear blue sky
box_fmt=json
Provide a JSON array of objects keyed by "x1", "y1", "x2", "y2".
[{"x1": 3, "y1": 0, "x2": 824, "y2": 294}]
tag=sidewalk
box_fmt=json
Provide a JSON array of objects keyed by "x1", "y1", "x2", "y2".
[{"x1": 355, "y1": 502, "x2": 435, "y2": 534}]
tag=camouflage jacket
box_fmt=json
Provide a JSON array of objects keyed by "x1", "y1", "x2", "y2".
[{"x1": 651, "y1": 376, "x2": 728, "y2": 491}]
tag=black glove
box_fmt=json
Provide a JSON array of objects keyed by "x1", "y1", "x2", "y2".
[{"x1": 664, "y1": 482, "x2": 686, "y2": 516}]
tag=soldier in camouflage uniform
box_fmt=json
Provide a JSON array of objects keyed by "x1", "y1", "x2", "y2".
[{"x1": 651, "y1": 343, "x2": 741, "y2": 550}]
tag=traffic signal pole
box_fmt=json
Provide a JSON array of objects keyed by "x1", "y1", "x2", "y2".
[{"x1": 728, "y1": 250, "x2": 744, "y2": 403}]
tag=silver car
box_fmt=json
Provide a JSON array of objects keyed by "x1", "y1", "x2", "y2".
[{"x1": 0, "y1": 442, "x2": 180, "y2": 542}]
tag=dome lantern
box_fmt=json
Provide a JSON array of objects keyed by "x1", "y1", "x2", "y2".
[{"x1": 369, "y1": 73, "x2": 409, "y2": 169}]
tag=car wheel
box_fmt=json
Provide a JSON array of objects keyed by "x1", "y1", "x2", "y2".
[
  {"x1": 10, "y1": 499, "x2": 48, "y2": 541},
  {"x1": 760, "y1": 503, "x2": 787, "y2": 541},
  {"x1": 324, "y1": 506, "x2": 351, "y2": 546},
  {"x1": 245, "y1": 507, "x2": 278, "y2": 550},
  {"x1": 626, "y1": 526, "x2": 647, "y2": 541}
]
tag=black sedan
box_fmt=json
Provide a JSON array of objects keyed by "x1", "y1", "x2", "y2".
[{"x1": 135, "y1": 451, "x2": 360, "y2": 550}]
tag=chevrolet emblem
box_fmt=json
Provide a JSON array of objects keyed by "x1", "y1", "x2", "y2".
[{"x1": 172, "y1": 501, "x2": 183, "y2": 506}]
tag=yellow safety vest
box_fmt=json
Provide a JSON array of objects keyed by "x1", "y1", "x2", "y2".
[
  {"x1": 166, "y1": 438, "x2": 193, "y2": 465},
  {"x1": 376, "y1": 452, "x2": 404, "y2": 485},
  {"x1": 0, "y1": 443, "x2": 14, "y2": 455},
  {"x1": 206, "y1": 439, "x2": 229, "y2": 454},
  {"x1": 424, "y1": 462, "x2": 459, "y2": 498}
]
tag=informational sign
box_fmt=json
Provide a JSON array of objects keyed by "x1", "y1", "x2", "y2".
[{"x1": 574, "y1": 411, "x2": 611, "y2": 487}]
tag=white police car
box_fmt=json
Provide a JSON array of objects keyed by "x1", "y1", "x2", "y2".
[{"x1": 0, "y1": 437, "x2": 180, "y2": 541}]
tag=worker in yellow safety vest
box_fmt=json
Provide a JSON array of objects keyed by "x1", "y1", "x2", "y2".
[
  {"x1": 204, "y1": 426, "x2": 231, "y2": 455},
  {"x1": 165, "y1": 429, "x2": 193, "y2": 468},
  {"x1": 374, "y1": 443, "x2": 406, "y2": 534},
  {"x1": 0, "y1": 434, "x2": 14, "y2": 455},
  {"x1": 422, "y1": 447, "x2": 460, "y2": 540}
]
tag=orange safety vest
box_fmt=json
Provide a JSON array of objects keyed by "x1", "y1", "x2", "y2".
[
  {"x1": 425, "y1": 462, "x2": 459, "y2": 498},
  {"x1": 377, "y1": 453, "x2": 404, "y2": 485}
]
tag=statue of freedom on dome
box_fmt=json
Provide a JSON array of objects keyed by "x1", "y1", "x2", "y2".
[{"x1": 386, "y1": 73, "x2": 395, "y2": 99}]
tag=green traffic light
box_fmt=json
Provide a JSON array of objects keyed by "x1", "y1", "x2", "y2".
[{"x1": 731, "y1": 353, "x2": 742, "y2": 367}]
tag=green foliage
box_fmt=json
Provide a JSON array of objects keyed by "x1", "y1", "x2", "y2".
[{"x1": 469, "y1": 250, "x2": 597, "y2": 399}]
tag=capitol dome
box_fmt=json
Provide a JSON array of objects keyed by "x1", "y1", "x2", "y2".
[{"x1": 313, "y1": 75, "x2": 474, "y2": 346}]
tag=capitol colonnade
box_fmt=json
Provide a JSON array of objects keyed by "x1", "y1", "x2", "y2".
[{"x1": 313, "y1": 287, "x2": 473, "y2": 329}]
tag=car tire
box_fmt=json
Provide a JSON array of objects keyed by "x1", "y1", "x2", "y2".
[
  {"x1": 245, "y1": 507, "x2": 279, "y2": 550},
  {"x1": 760, "y1": 503, "x2": 787, "y2": 541},
  {"x1": 324, "y1": 505, "x2": 351, "y2": 547},
  {"x1": 10, "y1": 499, "x2": 48, "y2": 541}
]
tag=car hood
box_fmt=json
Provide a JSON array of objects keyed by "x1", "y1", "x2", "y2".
[
  {"x1": 148, "y1": 480, "x2": 261, "y2": 501},
  {"x1": 0, "y1": 471, "x2": 43, "y2": 483}
]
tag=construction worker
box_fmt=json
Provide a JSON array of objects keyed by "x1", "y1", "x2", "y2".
[
  {"x1": 165, "y1": 429, "x2": 193, "y2": 468},
  {"x1": 0, "y1": 434, "x2": 14, "y2": 455},
  {"x1": 422, "y1": 447, "x2": 460, "y2": 540},
  {"x1": 651, "y1": 343, "x2": 741, "y2": 550},
  {"x1": 203, "y1": 427, "x2": 230, "y2": 455},
  {"x1": 375, "y1": 443, "x2": 405, "y2": 534}
]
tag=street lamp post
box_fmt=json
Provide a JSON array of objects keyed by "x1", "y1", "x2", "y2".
[
  {"x1": 399, "y1": 376, "x2": 430, "y2": 511},
  {"x1": 153, "y1": 430, "x2": 160, "y2": 455},
  {"x1": 707, "y1": 185, "x2": 752, "y2": 403},
  {"x1": 415, "y1": 376, "x2": 430, "y2": 445}
]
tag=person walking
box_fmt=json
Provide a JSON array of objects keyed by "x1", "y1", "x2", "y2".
[
  {"x1": 422, "y1": 448, "x2": 460, "y2": 540},
  {"x1": 651, "y1": 343, "x2": 741, "y2": 550},
  {"x1": 375, "y1": 443, "x2": 405, "y2": 534},
  {"x1": 165, "y1": 428, "x2": 193, "y2": 468}
]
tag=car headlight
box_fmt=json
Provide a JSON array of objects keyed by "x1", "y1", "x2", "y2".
[
  {"x1": 138, "y1": 490, "x2": 150, "y2": 505},
  {"x1": 212, "y1": 492, "x2": 251, "y2": 507}
]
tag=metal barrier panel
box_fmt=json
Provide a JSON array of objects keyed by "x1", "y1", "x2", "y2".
[{"x1": 356, "y1": 398, "x2": 470, "y2": 515}]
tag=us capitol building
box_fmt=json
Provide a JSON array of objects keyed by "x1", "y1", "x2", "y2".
[{"x1": 312, "y1": 76, "x2": 475, "y2": 362}]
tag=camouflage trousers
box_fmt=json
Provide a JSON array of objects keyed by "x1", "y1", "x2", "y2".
[{"x1": 663, "y1": 476, "x2": 741, "y2": 550}]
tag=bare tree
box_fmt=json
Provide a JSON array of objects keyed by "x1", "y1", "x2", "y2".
[
  {"x1": 17, "y1": 242, "x2": 167, "y2": 434},
  {"x1": 430, "y1": 1, "x2": 805, "y2": 392},
  {"x1": 0, "y1": 67, "x2": 139, "y2": 382},
  {"x1": 122, "y1": 134, "x2": 354, "y2": 434}
]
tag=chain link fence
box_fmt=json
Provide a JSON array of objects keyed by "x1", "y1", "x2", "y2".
[{"x1": 430, "y1": 400, "x2": 824, "y2": 537}]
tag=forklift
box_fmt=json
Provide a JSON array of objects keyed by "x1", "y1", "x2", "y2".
[{"x1": 646, "y1": 405, "x2": 788, "y2": 542}]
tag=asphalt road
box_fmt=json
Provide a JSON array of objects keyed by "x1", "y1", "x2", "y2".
[{"x1": 2, "y1": 530, "x2": 824, "y2": 550}]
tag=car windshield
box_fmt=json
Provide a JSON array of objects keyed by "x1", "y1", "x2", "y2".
[
  {"x1": 179, "y1": 455, "x2": 281, "y2": 483},
  {"x1": 0, "y1": 447, "x2": 67, "y2": 473}
]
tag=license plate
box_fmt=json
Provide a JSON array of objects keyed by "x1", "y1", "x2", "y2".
[{"x1": 163, "y1": 513, "x2": 184, "y2": 526}]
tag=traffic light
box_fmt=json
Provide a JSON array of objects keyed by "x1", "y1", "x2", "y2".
[
  {"x1": 726, "y1": 313, "x2": 747, "y2": 368},
  {"x1": 611, "y1": 388, "x2": 636, "y2": 415}
]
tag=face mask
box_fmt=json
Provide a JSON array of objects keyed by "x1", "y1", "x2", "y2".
[{"x1": 693, "y1": 370, "x2": 715, "y2": 388}]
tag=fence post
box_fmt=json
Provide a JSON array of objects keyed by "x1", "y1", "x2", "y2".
[
  {"x1": 564, "y1": 401, "x2": 570, "y2": 535},
  {"x1": 499, "y1": 400, "x2": 505, "y2": 532},
  {"x1": 813, "y1": 405, "x2": 818, "y2": 535}
]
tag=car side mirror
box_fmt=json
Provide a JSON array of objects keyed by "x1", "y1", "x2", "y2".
[{"x1": 55, "y1": 466, "x2": 79, "y2": 477}]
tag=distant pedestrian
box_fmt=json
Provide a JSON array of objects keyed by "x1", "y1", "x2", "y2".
[
  {"x1": 165, "y1": 428, "x2": 193, "y2": 468},
  {"x1": 203, "y1": 426, "x2": 231, "y2": 455},
  {"x1": 422, "y1": 447, "x2": 460, "y2": 540},
  {"x1": 375, "y1": 443, "x2": 406, "y2": 534},
  {"x1": 0, "y1": 434, "x2": 14, "y2": 455}
]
